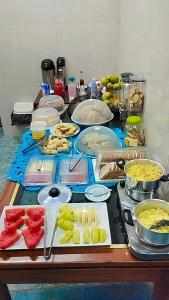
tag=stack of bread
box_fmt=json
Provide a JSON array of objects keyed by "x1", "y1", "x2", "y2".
[{"x1": 97, "y1": 150, "x2": 148, "y2": 180}]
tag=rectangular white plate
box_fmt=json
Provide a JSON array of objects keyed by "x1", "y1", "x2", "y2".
[
  {"x1": 92, "y1": 159, "x2": 124, "y2": 183},
  {"x1": 53, "y1": 202, "x2": 112, "y2": 247},
  {"x1": 0, "y1": 205, "x2": 56, "y2": 250}
]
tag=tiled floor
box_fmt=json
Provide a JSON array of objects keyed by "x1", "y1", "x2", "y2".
[{"x1": 10, "y1": 283, "x2": 153, "y2": 300}]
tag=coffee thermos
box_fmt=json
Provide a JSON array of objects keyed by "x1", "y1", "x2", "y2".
[
  {"x1": 41, "y1": 59, "x2": 55, "y2": 89},
  {"x1": 56, "y1": 57, "x2": 66, "y2": 84}
]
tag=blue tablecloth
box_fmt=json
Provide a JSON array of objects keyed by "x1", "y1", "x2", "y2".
[{"x1": 7, "y1": 128, "x2": 125, "y2": 192}]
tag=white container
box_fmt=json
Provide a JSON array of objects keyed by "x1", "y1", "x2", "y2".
[{"x1": 14, "y1": 102, "x2": 33, "y2": 114}]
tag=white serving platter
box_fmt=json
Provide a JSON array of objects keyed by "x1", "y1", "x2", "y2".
[
  {"x1": 50, "y1": 122, "x2": 80, "y2": 138},
  {"x1": 0, "y1": 205, "x2": 56, "y2": 250},
  {"x1": 92, "y1": 159, "x2": 124, "y2": 183},
  {"x1": 53, "y1": 202, "x2": 111, "y2": 247}
]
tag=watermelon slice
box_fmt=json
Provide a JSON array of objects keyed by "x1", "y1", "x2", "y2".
[
  {"x1": 27, "y1": 207, "x2": 45, "y2": 221},
  {"x1": 25, "y1": 216, "x2": 44, "y2": 232},
  {"x1": 0, "y1": 230, "x2": 21, "y2": 249},
  {"x1": 23, "y1": 227, "x2": 44, "y2": 249},
  {"x1": 4, "y1": 218, "x2": 24, "y2": 233},
  {"x1": 5, "y1": 208, "x2": 25, "y2": 221}
]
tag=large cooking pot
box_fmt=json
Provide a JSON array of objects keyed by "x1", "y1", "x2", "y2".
[
  {"x1": 117, "y1": 158, "x2": 169, "y2": 202},
  {"x1": 123, "y1": 199, "x2": 169, "y2": 246}
]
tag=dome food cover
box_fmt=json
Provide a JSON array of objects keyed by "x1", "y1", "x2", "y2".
[
  {"x1": 74, "y1": 125, "x2": 121, "y2": 156},
  {"x1": 71, "y1": 99, "x2": 114, "y2": 126}
]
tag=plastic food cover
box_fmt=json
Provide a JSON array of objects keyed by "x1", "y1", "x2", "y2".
[
  {"x1": 32, "y1": 107, "x2": 60, "y2": 127},
  {"x1": 71, "y1": 99, "x2": 114, "y2": 125},
  {"x1": 39, "y1": 95, "x2": 64, "y2": 112},
  {"x1": 24, "y1": 156, "x2": 56, "y2": 186},
  {"x1": 74, "y1": 126, "x2": 121, "y2": 156}
]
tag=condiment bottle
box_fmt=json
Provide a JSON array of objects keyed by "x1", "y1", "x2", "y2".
[
  {"x1": 124, "y1": 116, "x2": 145, "y2": 147},
  {"x1": 54, "y1": 79, "x2": 64, "y2": 97},
  {"x1": 80, "y1": 70, "x2": 84, "y2": 86},
  {"x1": 68, "y1": 76, "x2": 77, "y2": 102}
]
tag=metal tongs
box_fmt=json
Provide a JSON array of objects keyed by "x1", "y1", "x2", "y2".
[
  {"x1": 68, "y1": 150, "x2": 84, "y2": 172},
  {"x1": 150, "y1": 219, "x2": 169, "y2": 229},
  {"x1": 22, "y1": 136, "x2": 47, "y2": 154},
  {"x1": 44, "y1": 217, "x2": 58, "y2": 260}
]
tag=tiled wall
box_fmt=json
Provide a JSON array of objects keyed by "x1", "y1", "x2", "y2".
[
  {"x1": 118, "y1": 0, "x2": 169, "y2": 198},
  {"x1": 0, "y1": 0, "x2": 119, "y2": 135}
]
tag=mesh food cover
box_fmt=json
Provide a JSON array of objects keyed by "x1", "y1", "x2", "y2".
[
  {"x1": 32, "y1": 107, "x2": 60, "y2": 127},
  {"x1": 71, "y1": 99, "x2": 113, "y2": 125}
]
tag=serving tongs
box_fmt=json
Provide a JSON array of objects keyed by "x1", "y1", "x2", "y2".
[
  {"x1": 22, "y1": 136, "x2": 47, "y2": 154},
  {"x1": 44, "y1": 217, "x2": 58, "y2": 261},
  {"x1": 150, "y1": 219, "x2": 169, "y2": 229},
  {"x1": 68, "y1": 150, "x2": 84, "y2": 172}
]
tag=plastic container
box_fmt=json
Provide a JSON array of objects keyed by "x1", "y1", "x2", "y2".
[
  {"x1": 74, "y1": 126, "x2": 121, "y2": 156},
  {"x1": 68, "y1": 76, "x2": 77, "y2": 102},
  {"x1": 32, "y1": 107, "x2": 60, "y2": 127},
  {"x1": 39, "y1": 95, "x2": 64, "y2": 112},
  {"x1": 30, "y1": 121, "x2": 47, "y2": 141},
  {"x1": 14, "y1": 102, "x2": 33, "y2": 114},
  {"x1": 71, "y1": 99, "x2": 113, "y2": 126},
  {"x1": 128, "y1": 75, "x2": 145, "y2": 116},
  {"x1": 124, "y1": 116, "x2": 145, "y2": 147},
  {"x1": 24, "y1": 156, "x2": 56, "y2": 186},
  {"x1": 59, "y1": 156, "x2": 88, "y2": 184}
]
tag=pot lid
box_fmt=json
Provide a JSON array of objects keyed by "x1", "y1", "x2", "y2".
[{"x1": 38, "y1": 184, "x2": 72, "y2": 205}]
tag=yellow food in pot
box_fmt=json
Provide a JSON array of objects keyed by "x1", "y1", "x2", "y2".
[
  {"x1": 138, "y1": 208, "x2": 169, "y2": 233},
  {"x1": 125, "y1": 161, "x2": 163, "y2": 181}
]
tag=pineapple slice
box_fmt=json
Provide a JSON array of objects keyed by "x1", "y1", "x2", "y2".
[
  {"x1": 72, "y1": 229, "x2": 80, "y2": 244},
  {"x1": 83, "y1": 226, "x2": 90, "y2": 244},
  {"x1": 60, "y1": 230, "x2": 73, "y2": 244}
]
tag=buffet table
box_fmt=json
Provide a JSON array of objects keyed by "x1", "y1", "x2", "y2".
[
  {"x1": 1, "y1": 105, "x2": 169, "y2": 300},
  {"x1": 0, "y1": 181, "x2": 169, "y2": 300}
]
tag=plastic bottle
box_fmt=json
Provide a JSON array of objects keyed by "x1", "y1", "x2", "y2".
[
  {"x1": 68, "y1": 76, "x2": 77, "y2": 102},
  {"x1": 90, "y1": 78, "x2": 96, "y2": 98},
  {"x1": 80, "y1": 70, "x2": 84, "y2": 86},
  {"x1": 41, "y1": 83, "x2": 50, "y2": 96},
  {"x1": 54, "y1": 79, "x2": 64, "y2": 97}
]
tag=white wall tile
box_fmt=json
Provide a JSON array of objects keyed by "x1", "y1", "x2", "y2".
[
  {"x1": 56, "y1": 22, "x2": 119, "y2": 82},
  {"x1": 54, "y1": 0, "x2": 119, "y2": 24},
  {"x1": 0, "y1": 0, "x2": 55, "y2": 25},
  {"x1": 0, "y1": 25, "x2": 58, "y2": 87}
]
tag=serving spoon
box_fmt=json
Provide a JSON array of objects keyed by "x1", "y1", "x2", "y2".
[{"x1": 150, "y1": 219, "x2": 169, "y2": 229}]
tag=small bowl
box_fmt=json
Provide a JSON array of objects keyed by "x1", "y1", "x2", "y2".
[{"x1": 85, "y1": 184, "x2": 111, "y2": 202}]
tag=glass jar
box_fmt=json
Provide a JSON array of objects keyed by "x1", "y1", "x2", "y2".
[
  {"x1": 124, "y1": 116, "x2": 145, "y2": 147},
  {"x1": 127, "y1": 75, "x2": 145, "y2": 116}
]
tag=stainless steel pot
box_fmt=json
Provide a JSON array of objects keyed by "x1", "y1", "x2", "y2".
[
  {"x1": 123, "y1": 199, "x2": 169, "y2": 246},
  {"x1": 117, "y1": 158, "x2": 169, "y2": 202}
]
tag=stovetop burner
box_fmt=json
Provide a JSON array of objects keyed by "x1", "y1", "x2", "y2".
[{"x1": 117, "y1": 183, "x2": 169, "y2": 260}]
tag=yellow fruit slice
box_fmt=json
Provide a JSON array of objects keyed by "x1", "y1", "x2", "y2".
[
  {"x1": 83, "y1": 226, "x2": 90, "y2": 244},
  {"x1": 91, "y1": 226, "x2": 99, "y2": 243},
  {"x1": 58, "y1": 212, "x2": 75, "y2": 222},
  {"x1": 72, "y1": 229, "x2": 80, "y2": 244},
  {"x1": 58, "y1": 218, "x2": 74, "y2": 231},
  {"x1": 59, "y1": 205, "x2": 74, "y2": 215},
  {"x1": 98, "y1": 228, "x2": 107, "y2": 243},
  {"x1": 60, "y1": 230, "x2": 73, "y2": 244}
]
